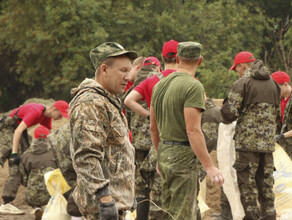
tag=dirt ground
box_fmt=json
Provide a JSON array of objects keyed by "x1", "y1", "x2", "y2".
[
  {"x1": 0, "y1": 150, "x2": 221, "y2": 220},
  {"x1": 0, "y1": 99, "x2": 224, "y2": 219},
  {"x1": 0, "y1": 117, "x2": 69, "y2": 220}
]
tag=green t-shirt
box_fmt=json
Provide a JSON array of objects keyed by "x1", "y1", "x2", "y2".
[{"x1": 151, "y1": 72, "x2": 205, "y2": 142}]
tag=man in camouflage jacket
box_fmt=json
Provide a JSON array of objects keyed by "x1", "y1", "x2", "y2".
[
  {"x1": 69, "y1": 42, "x2": 137, "y2": 220},
  {"x1": 221, "y1": 51, "x2": 281, "y2": 220}
]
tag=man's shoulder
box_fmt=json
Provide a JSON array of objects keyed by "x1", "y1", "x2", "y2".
[
  {"x1": 145, "y1": 75, "x2": 159, "y2": 83},
  {"x1": 73, "y1": 89, "x2": 109, "y2": 106},
  {"x1": 22, "y1": 103, "x2": 44, "y2": 114}
]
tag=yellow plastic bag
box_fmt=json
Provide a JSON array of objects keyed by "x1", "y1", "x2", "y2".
[
  {"x1": 42, "y1": 168, "x2": 71, "y2": 220},
  {"x1": 198, "y1": 178, "x2": 210, "y2": 215},
  {"x1": 273, "y1": 144, "x2": 292, "y2": 218}
]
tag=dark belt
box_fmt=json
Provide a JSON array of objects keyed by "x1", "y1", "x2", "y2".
[{"x1": 162, "y1": 141, "x2": 190, "y2": 146}]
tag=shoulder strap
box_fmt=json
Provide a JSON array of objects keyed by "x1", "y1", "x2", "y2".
[
  {"x1": 42, "y1": 106, "x2": 46, "y2": 114},
  {"x1": 77, "y1": 87, "x2": 122, "y2": 112},
  {"x1": 14, "y1": 106, "x2": 22, "y2": 117}
]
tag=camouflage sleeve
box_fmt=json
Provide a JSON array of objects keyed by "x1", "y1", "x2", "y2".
[
  {"x1": 20, "y1": 149, "x2": 32, "y2": 187},
  {"x1": 70, "y1": 100, "x2": 110, "y2": 195},
  {"x1": 220, "y1": 80, "x2": 244, "y2": 124}
]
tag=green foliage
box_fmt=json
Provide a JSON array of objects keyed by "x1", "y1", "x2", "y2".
[
  {"x1": 237, "y1": 0, "x2": 292, "y2": 75},
  {"x1": 0, "y1": 0, "x2": 108, "y2": 110},
  {"x1": 0, "y1": 0, "x2": 289, "y2": 111}
]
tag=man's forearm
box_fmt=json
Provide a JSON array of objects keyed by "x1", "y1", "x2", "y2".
[
  {"x1": 187, "y1": 130, "x2": 214, "y2": 169},
  {"x1": 284, "y1": 129, "x2": 292, "y2": 138},
  {"x1": 124, "y1": 91, "x2": 150, "y2": 117},
  {"x1": 12, "y1": 130, "x2": 22, "y2": 153},
  {"x1": 150, "y1": 106, "x2": 160, "y2": 151},
  {"x1": 12, "y1": 122, "x2": 28, "y2": 153},
  {"x1": 150, "y1": 128, "x2": 160, "y2": 151},
  {"x1": 125, "y1": 99, "x2": 149, "y2": 117}
]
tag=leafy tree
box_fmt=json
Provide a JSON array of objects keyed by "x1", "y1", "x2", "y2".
[
  {"x1": 237, "y1": 0, "x2": 292, "y2": 74},
  {"x1": 0, "y1": 0, "x2": 107, "y2": 110},
  {"x1": 0, "y1": 0, "x2": 286, "y2": 111}
]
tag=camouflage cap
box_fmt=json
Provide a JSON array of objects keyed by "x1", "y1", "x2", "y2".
[
  {"x1": 90, "y1": 42, "x2": 137, "y2": 69},
  {"x1": 177, "y1": 41, "x2": 202, "y2": 58}
]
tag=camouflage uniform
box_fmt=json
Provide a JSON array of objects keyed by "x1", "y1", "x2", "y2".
[
  {"x1": 70, "y1": 78, "x2": 135, "y2": 219},
  {"x1": 48, "y1": 123, "x2": 81, "y2": 217},
  {"x1": 221, "y1": 60, "x2": 281, "y2": 220},
  {"x1": 278, "y1": 94, "x2": 292, "y2": 159},
  {"x1": 158, "y1": 144, "x2": 198, "y2": 220},
  {"x1": 0, "y1": 115, "x2": 30, "y2": 203},
  {"x1": 20, "y1": 138, "x2": 57, "y2": 207}
]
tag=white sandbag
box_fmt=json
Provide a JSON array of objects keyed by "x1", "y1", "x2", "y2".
[{"x1": 217, "y1": 122, "x2": 245, "y2": 220}]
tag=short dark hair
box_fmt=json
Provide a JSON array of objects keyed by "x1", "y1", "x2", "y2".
[
  {"x1": 178, "y1": 56, "x2": 201, "y2": 64},
  {"x1": 95, "y1": 57, "x2": 115, "y2": 76},
  {"x1": 163, "y1": 52, "x2": 177, "y2": 64}
]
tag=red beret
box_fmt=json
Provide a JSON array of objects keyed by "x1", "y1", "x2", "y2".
[
  {"x1": 229, "y1": 51, "x2": 256, "y2": 71},
  {"x1": 271, "y1": 71, "x2": 290, "y2": 84},
  {"x1": 162, "y1": 39, "x2": 179, "y2": 58},
  {"x1": 34, "y1": 125, "x2": 50, "y2": 139}
]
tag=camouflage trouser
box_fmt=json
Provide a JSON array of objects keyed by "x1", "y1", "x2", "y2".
[
  {"x1": 135, "y1": 149, "x2": 152, "y2": 198},
  {"x1": 0, "y1": 116, "x2": 30, "y2": 202},
  {"x1": 233, "y1": 151, "x2": 276, "y2": 220},
  {"x1": 24, "y1": 167, "x2": 55, "y2": 207},
  {"x1": 85, "y1": 211, "x2": 126, "y2": 220},
  {"x1": 149, "y1": 172, "x2": 163, "y2": 220},
  {"x1": 140, "y1": 146, "x2": 164, "y2": 220},
  {"x1": 158, "y1": 143, "x2": 198, "y2": 220},
  {"x1": 219, "y1": 187, "x2": 232, "y2": 219}
]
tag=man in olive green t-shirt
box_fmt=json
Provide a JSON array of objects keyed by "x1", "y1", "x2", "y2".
[{"x1": 150, "y1": 41, "x2": 224, "y2": 220}]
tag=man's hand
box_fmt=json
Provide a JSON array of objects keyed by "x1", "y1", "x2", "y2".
[
  {"x1": 206, "y1": 166, "x2": 224, "y2": 186},
  {"x1": 9, "y1": 153, "x2": 21, "y2": 166},
  {"x1": 275, "y1": 133, "x2": 284, "y2": 143},
  {"x1": 99, "y1": 199, "x2": 118, "y2": 220}
]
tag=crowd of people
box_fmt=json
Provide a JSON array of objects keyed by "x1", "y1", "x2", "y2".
[{"x1": 0, "y1": 39, "x2": 291, "y2": 220}]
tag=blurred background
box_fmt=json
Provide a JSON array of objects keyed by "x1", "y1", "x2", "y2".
[{"x1": 0, "y1": 0, "x2": 291, "y2": 112}]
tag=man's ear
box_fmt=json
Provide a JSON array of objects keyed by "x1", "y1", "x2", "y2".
[
  {"x1": 100, "y1": 63, "x2": 107, "y2": 75},
  {"x1": 136, "y1": 65, "x2": 142, "y2": 71},
  {"x1": 198, "y1": 56, "x2": 203, "y2": 66},
  {"x1": 161, "y1": 54, "x2": 165, "y2": 62}
]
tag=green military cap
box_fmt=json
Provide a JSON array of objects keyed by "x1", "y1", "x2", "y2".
[
  {"x1": 90, "y1": 42, "x2": 137, "y2": 69},
  {"x1": 177, "y1": 41, "x2": 202, "y2": 58}
]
